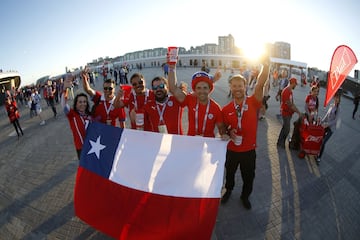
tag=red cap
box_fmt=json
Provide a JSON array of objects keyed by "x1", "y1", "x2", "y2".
[{"x1": 289, "y1": 77, "x2": 298, "y2": 85}]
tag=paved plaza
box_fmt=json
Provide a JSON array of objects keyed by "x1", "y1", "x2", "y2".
[{"x1": 0, "y1": 67, "x2": 359, "y2": 239}]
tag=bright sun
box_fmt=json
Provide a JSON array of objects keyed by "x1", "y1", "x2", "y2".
[{"x1": 241, "y1": 41, "x2": 266, "y2": 62}]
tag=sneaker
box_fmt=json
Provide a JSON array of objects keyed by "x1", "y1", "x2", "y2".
[
  {"x1": 240, "y1": 196, "x2": 252, "y2": 210},
  {"x1": 316, "y1": 157, "x2": 321, "y2": 165},
  {"x1": 221, "y1": 190, "x2": 232, "y2": 204},
  {"x1": 40, "y1": 120, "x2": 46, "y2": 126}
]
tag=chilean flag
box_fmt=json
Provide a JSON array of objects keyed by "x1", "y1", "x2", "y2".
[{"x1": 74, "y1": 122, "x2": 227, "y2": 240}]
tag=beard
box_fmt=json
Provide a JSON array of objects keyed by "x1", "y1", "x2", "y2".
[{"x1": 155, "y1": 91, "x2": 167, "y2": 103}]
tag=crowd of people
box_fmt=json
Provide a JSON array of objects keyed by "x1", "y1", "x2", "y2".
[{"x1": 4, "y1": 55, "x2": 354, "y2": 210}]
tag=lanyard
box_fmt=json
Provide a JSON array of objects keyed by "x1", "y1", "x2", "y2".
[
  {"x1": 195, "y1": 100, "x2": 210, "y2": 136},
  {"x1": 78, "y1": 112, "x2": 90, "y2": 129},
  {"x1": 133, "y1": 89, "x2": 149, "y2": 110},
  {"x1": 234, "y1": 98, "x2": 246, "y2": 130},
  {"x1": 103, "y1": 96, "x2": 115, "y2": 118},
  {"x1": 156, "y1": 97, "x2": 169, "y2": 124}
]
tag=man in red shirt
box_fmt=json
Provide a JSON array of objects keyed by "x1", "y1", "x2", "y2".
[
  {"x1": 126, "y1": 73, "x2": 154, "y2": 130},
  {"x1": 220, "y1": 57, "x2": 270, "y2": 209},
  {"x1": 144, "y1": 76, "x2": 185, "y2": 134},
  {"x1": 277, "y1": 77, "x2": 301, "y2": 148},
  {"x1": 168, "y1": 66, "x2": 225, "y2": 138},
  {"x1": 82, "y1": 69, "x2": 126, "y2": 127}
]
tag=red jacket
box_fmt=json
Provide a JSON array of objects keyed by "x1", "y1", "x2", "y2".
[{"x1": 5, "y1": 100, "x2": 20, "y2": 123}]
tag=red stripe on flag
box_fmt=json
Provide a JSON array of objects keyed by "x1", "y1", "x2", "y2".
[{"x1": 74, "y1": 167, "x2": 219, "y2": 240}]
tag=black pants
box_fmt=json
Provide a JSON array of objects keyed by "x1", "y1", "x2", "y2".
[
  {"x1": 12, "y1": 119, "x2": 23, "y2": 137},
  {"x1": 48, "y1": 97, "x2": 57, "y2": 117},
  {"x1": 224, "y1": 149, "x2": 256, "y2": 199},
  {"x1": 353, "y1": 103, "x2": 359, "y2": 118}
]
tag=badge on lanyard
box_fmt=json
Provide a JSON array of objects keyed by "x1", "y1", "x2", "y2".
[{"x1": 158, "y1": 124, "x2": 168, "y2": 134}]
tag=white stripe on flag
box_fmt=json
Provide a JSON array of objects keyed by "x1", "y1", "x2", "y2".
[{"x1": 109, "y1": 129, "x2": 227, "y2": 198}]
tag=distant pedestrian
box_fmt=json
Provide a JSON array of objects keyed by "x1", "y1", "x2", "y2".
[
  {"x1": 31, "y1": 89, "x2": 46, "y2": 125},
  {"x1": 45, "y1": 80, "x2": 57, "y2": 118},
  {"x1": 259, "y1": 77, "x2": 271, "y2": 120},
  {"x1": 114, "y1": 69, "x2": 118, "y2": 85},
  {"x1": 227, "y1": 68, "x2": 235, "y2": 98},
  {"x1": 163, "y1": 63, "x2": 169, "y2": 77},
  {"x1": 5, "y1": 94, "x2": 23, "y2": 140},
  {"x1": 317, "y1": 91, "x2": 341, "y2": 164},
  {"x1": 352, "y1": 93, "x2": 360, "y2": 120}
]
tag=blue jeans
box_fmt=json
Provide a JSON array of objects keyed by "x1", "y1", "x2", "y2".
[{"x1": 277, "y1": 115, "x2": 292, "y2": 146}]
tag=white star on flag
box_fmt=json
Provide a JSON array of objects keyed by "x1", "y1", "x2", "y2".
[{"x1": 87, "y1": 136, "x2": 106, "y2": 159}]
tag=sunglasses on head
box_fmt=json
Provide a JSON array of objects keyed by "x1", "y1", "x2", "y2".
[
  {"x1": 132, "y1": 79, "x2": 144, "y2": 87},
  {"x1": 103, "y1": 87, "x2": 113, "y2": 91},
  {"x1": 152, "y1": 83, "x2": 165, "y2": 90}
]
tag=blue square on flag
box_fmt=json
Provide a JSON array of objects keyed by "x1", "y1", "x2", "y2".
[{"x1": 80, "y1": 122, "x2": 122, "y2": 179}]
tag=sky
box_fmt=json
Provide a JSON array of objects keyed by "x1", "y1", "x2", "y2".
[{"x1": 1, "y1": 0, "x2": 360, "y2": 86}]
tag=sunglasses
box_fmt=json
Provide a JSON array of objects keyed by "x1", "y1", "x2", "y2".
[
  {"x1": 103, "y1": 87, "x2": 113, "y2": 91},
  {"x1": 132, "y1": 79, "x2": 144, "y2": 87},
  {"x1": 152, "y1": 83, "x2": 165, "y2": 90}
]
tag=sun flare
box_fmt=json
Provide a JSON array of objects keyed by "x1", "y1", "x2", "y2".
[{"x1": 241, "y1": 41, "x2": 266, "y2": 62}]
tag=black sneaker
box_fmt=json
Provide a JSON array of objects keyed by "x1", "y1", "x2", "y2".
[
  {"x1": 240, "y1": 196, "x2": 252, "y2": 210},
  {"x1": 221, "y1": 190, "x2": 232, "y2": 204}
]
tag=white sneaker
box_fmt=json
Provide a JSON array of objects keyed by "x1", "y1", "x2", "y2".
[{"x1": 40, "y1": 120, "x2": 46, "y2": 126}]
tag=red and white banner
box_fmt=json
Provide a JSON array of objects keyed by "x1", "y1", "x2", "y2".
[
  {"x1": 74, "y1": 122, "x2": 227, "y2": 239},
  {"x1": 324, "y1": 45, "x2": 358, "y2": 106}
]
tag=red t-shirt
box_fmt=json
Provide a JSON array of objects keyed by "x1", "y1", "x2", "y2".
[
  {"x1": 222, "y1": 95, "x2": 262, "y2": 152},
  {"x1": 127, "y1": 90, "x2": 155, "y2": 129},
  {"x1": 184, "y1": 94, "x2": 223, "y2": 138},
  {"x1": 144, "y1": 95, "x2": 185, "y2": 134},
  {"x1": 92, "y1": 91, "x2": 125, "y2": 126},
  {"x1": 66, "y1": 108, "x2": 91, "y2": 150},
  {"x1": 305, "y1": 94, "x2": 318, "y2": 114},
  {"x1": 5, "y1": 100, "x2": 20, "y2": 122},
  {"x1": 280, "y1": 86, "x2": 294, "y2": 117}
]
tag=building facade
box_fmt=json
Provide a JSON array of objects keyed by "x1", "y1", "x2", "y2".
[{"x1": 87, "y1": 35, "x2": 297, "y2": 72}]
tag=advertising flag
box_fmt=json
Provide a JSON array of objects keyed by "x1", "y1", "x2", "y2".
[
  {"x1": 74, "y1": 122, "x2": 227, "y2": 240},
  {"x1": 324, "y1": 45, "x2": 358, "y2": 106}
]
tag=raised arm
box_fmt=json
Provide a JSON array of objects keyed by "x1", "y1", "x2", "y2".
[
  {"x1": 168, "y1": 65, "x2": 186, "y2": 103},
  {"x1": 254, "y1": 56, "x2": 270, "y2": 102},
  {"x1": 81, "y1": 67, "x2": 96, "y2": 97},
  {"x1": 61, "y1": 75, "x2": 73, "y2": 111},
  {"x1": 113, "y1": 87, "x2": 125, "y2": 109}
]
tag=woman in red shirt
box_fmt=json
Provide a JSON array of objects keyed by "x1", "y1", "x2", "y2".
[
  {"x1": 304, "y1": 85, "x2": 319, "y2": 123},
  {"x1": 62, "y1": 76, "x2": 92, "y2": 160},
  {"x1": 5, "y1": 95, "x2": 24, "y2": 140}
]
